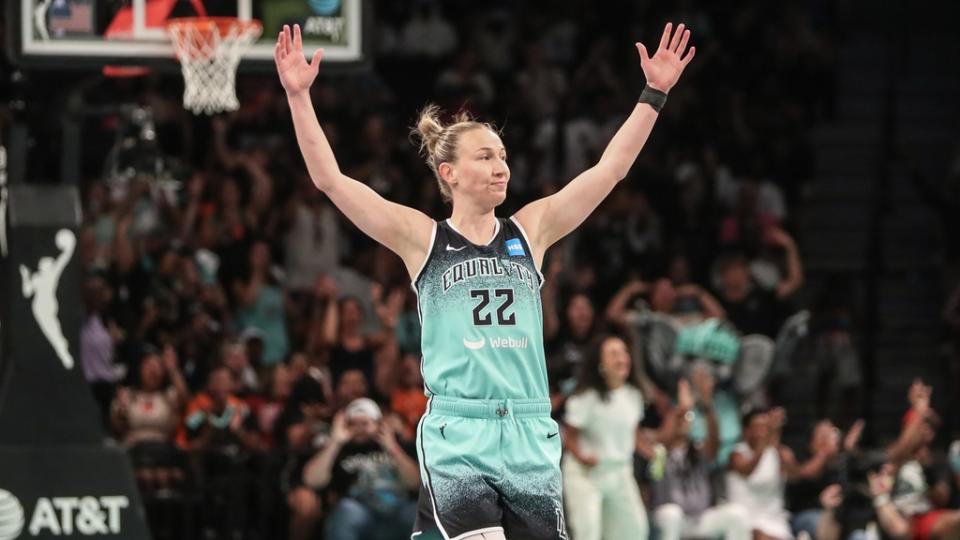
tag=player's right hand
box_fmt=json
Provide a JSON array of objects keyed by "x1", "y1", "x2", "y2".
[{"x1": 275, "y1": 24, "x2": 324, "y2": 96}]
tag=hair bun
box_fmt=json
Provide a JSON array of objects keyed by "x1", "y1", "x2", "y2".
[{"x1": 414, "y1": 104, "x2": 445, "y2": 160}]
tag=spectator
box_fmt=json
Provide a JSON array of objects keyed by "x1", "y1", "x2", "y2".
[
  {"x1": 303, "y1": 399, "x2": 419, "y2": 540},
  {"x1": 176, "y1": 367, "x2": 260, "y2": 452},
  {"x1": 718, "y1": 178, "x2": 786, "y2": 244},
  {"x1": 714, "y1": 230, "x2": 802, "y2": 337},
  {"x1": 81, "y1": 273, "x2": 125, "y2": 422},
  {"x1": 233, "y1": 239, "x2": 290, "y2": 366},
  {"x1": 282, "y1": 182, "x2": 342, "y2": 291},
  {"x1": 389, "y1": 353, "x2": 428, "y2": 444},
  {"x1": 787, "y1": 419, "x2": 864, "y2": 539},
  {"x1": 281, "y1": 375, "x2": 336, "y2": 540},
  {"x1": 246, "y1": 363, "x2": 293, "y2": 448},
  {"x1": 545, "y1": 291, "x2": 599, "y2": 411},
  {"x1": 887, "y1": 381, "x2": 960, "y2": 540},
  {"x1": 729, "y1": 409, "x2": 865, "y2": 540},
  {"x1": 816, "y1": 458, "x2": 911, "y2": 540},
  {"x1": 221, "y1": 339, "x2": 259, "y2": 397},
  {"x1": 727, "y1": 408, "x2": 793, "y2": 540},
  {"x1": 110, "y1": 346, "x2": 189, "y2": 493},
  {"x1": 606, "y1": 277, "x2": 726, "y2": 330},
  {"x1": 276, "y1": 375, "x2": 333, "y2": 451},
  {"x1": 808, "y1": 283, "x2": 863, "y2": 428},
  {"x1": 562, "y1": 334, "x2": 649, "y2": 540},
  {"x1": 652, "y1": 368, "x2": 750, "y2": 540},
  {"x1": 177, "y1": 367, "x2": 260, "y2": 536},
  {"x1": 325, "y1": 294, "x2": 389, "y2": 399},
  {"x1": 335, "y1": 369, "x2": 371, "y2": 410}
]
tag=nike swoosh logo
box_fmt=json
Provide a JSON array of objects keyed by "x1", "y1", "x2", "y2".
[
  {"x1": 547, "y1": 432, "x2": 559, "y2": 439},
  {"x1": 446, "y1": 244, "x2": 466, "y2": 252},
  {"x1": 462, "y1": 337, "x2": 485, "y2": 350}
]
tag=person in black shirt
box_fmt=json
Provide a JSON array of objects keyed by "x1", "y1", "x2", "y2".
[
  {"x1": 303, "y1": 398, "x2": 419, "y2": 540},
  {"x1": 817, "y1": 457, "x2": 911, "y2": 540},
  {"x1": 715, "y1": 230, "x2": 802, "y2": 337},
  {"x1": 788, "y1": 420, "x2": 863, "y2": 538}
]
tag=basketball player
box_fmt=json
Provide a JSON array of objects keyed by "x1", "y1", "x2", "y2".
[{"x1": 275, "y1": 22, "x2": 694, "y2": 540}]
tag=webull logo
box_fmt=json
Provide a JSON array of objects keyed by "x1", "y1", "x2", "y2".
[
  {"x1": 0, "y1": 489, "x2": 129, "y2": 539},
  {"x1": 463, "y1": 336, "x2": 529, "y2": 350},
  {"x1": 490, "y1": 336, "x2": 528, "y2": 349}
]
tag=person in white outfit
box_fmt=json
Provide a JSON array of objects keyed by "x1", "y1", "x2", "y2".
[
  {"x1": 727, "y1": 407, "x2": 795, "y2": 540},
  {"x1": 562, "y1": 333, "x2": 650, "y2": 540},
  {"x1": 651, "y1": 364, "x2": 751, "y2": 540}
]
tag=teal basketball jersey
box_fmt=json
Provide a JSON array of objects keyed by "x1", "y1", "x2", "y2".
[{"x1": 413, "y1": 217, "x2": 548, "y2": 400}]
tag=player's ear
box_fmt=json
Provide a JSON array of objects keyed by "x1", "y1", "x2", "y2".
[{"x1": 438, "y1": 162, "x2": 456, "y2": 186}]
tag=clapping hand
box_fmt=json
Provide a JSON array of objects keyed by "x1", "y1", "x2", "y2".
[{"x1": 689, "y1": 364, "x2": 715, "y2": 408}]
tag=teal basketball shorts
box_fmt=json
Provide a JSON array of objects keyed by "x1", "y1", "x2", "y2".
[{"x1": 412, "y1": 396, "x2": 568, "y2": 540}]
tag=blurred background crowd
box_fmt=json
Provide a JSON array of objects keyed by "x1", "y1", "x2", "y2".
[{"x1": 2, "y1": 0, "x2": 960, "y2": 539}]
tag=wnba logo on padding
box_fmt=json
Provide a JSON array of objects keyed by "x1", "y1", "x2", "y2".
[
  {"x1": 0, "y1": 489, "x2": 25, "y2": 540},
  {"x1": 308, "y1": 0, "x2": 342, "y2": 16}
]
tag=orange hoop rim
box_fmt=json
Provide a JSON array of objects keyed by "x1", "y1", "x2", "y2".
[
  {"x1": 102, "y1": 65, "x2": 151, "y2": 78},
  {"x1": 165, "y1": 17, "x2": 263, "y2": 37}
]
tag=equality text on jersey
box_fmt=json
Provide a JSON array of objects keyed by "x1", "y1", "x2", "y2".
[{"x1": 441, "y1": 257, "x2": 538, "y2": 294}]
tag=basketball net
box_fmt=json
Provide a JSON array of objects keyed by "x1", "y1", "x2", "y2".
[{"x1": 166, "y1": 17, "x2": 262, "y2": 115}]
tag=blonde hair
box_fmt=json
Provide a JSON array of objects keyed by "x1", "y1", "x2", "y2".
[{"x1": 412, "y1": 104, "x2": 496, "y2": 202}]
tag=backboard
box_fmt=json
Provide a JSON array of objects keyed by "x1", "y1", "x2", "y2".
[{"x1": 6, "y1": 0, "x2": 368, "y2": 70}]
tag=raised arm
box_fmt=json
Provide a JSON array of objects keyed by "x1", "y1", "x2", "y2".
[
  {"x1": 691, "y1": 366, "x2": 720, "y2": 461},
  {"x1": 514, "y1": 23, "x2": 695, "y2": 265},
  {"x1": 605, "y1": 279, "x2": 648, "y2": 327},
  {"x1": 767, "y1": 228, "x2": 804, "y2": 299},
  {"x1": 276, "y1": 25, "x2": 434, "y2": 277}
]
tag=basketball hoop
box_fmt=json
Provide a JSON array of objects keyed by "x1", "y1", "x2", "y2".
[{"x1": 166, "y1": 17, "x2": 262, "y2": 115}]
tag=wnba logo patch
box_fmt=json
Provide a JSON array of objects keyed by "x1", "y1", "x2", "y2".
[{"x1": 505, "y1": 238, "x2": 525, "y2": 257}]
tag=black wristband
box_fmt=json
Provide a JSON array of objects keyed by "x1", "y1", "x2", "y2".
[{"x1": 639, "y1": 85, "x2": 668, "y2": 112}]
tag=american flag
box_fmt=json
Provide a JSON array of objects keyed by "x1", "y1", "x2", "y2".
[{"x1": 48, "y1": 0, "x2": 95, "y2": 37}]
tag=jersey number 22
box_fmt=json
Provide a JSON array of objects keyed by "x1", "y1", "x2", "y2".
[{"x1": 470, "y1": 289, "x2": 516, "y2": 326}]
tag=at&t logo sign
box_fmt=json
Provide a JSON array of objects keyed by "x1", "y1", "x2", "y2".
[
  {"x1": 0, "y1": 489, "x2": 129, "y2": 538},
  {"x1": 0, "y1": 490, "x2": 24, "y2": 540}
]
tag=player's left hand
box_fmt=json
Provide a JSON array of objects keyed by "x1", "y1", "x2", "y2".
[{"x1": 637, "y1": 22, "x2": 695, "y2": 93}]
